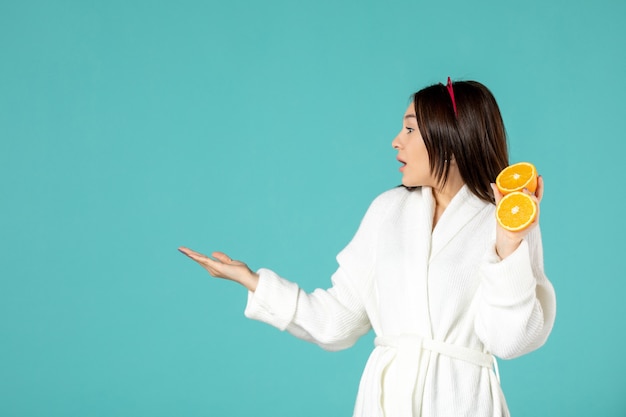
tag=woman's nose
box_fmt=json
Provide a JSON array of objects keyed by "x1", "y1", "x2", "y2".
[{"x1": 391, "y1": 135, "x2": 401, "y2": 149}]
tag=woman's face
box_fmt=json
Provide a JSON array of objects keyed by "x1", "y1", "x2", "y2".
[{"x1": 392, "y1": 104, "x2": 434, "y2": 187}]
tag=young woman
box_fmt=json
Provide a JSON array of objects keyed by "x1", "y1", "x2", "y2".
[{"x1": 179, "y1": 78, "x2": 556, "y2": 416}]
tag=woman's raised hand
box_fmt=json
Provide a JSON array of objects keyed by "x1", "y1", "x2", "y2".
[
  {"x1": 178, "y1": 247, "x2": 259, "y2": 292},
  {"x1": 491, "y1": 175, "x2": 544, "y2": 260}
]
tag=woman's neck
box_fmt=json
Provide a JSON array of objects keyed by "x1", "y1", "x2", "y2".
[{"x1": 431, "y1": 171, "x2": 465, "y2": 228}]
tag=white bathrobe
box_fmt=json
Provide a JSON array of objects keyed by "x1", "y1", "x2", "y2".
[{"x1": 245, "y1": 185, "x2": 556, "y2": 417}]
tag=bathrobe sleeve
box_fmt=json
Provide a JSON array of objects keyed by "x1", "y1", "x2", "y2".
[
  {"x1": 474, "y1": 226, "x2": 557, "y2": 359},
  {"x1": 244, "y1": 190, "x2": 395, "y2": 351}
]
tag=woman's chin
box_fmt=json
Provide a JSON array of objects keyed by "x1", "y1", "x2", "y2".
[{"x1": 402, "y1": 179, "x2": 418, "y2": 187}]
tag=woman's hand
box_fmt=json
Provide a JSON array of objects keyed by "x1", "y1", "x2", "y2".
[
  {"x1": 178, "y1": 247, "x2": 259, "y2": 292},
  {"x1": 491, "y1": 175, "x2": 544, "y2": 260}
]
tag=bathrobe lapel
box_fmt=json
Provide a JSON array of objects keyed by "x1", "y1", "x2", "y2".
[
  {"x1": 399, "y1": 188, "x2": 435, "y2": 337},
  {"x1": 377, "y1": 186, "x2": 488, "y2": 337},
  {"x1": 396, "y1": 186, "x2": 490, "y2": 417},
  {"x1": 430, "y1": 185, "x2": 489, "y2": 263}
]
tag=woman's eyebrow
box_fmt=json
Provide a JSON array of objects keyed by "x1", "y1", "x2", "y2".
[{"x1": 404, "y1": 114, "x2": 417, "y2": 120}]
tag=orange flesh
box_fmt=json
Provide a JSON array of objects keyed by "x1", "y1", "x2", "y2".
[
  {"x1": 496, "y1": 162, "x2": 538, "y2": 194},
  {"x1": 496, "y1": 192, "x2": 537, "y2": 231}
]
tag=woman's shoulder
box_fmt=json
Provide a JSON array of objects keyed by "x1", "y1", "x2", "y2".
[
  {"x1": 364, "y1": 186, "x2": 421, "y2": 218},
  {"x1": 371, "y1": 185, "x2": 420, "y2": 206}
]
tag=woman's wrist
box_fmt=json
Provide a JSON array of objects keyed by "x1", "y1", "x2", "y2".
[
  {"x1": 495, "y1": 235, "x2": 522, "y2": 260},
  {"x1": 240, "y1": 271, "x2": 260, "y2": 292}
]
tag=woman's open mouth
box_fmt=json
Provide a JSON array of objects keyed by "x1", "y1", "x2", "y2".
[{"x1": 397, "y1": 157, "x2": 407, "y2": 172}]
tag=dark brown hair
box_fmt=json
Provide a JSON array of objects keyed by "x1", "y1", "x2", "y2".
[{"x1": 412, "y1": 80, "x2": 509, "y2": 204}]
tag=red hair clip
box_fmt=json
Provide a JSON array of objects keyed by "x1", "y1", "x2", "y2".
[{"x1": 446, "y1": 76, "x2": 457, "y2": 117}]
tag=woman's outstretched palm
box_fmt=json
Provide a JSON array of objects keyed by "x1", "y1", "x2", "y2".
[{"x1": 178, "y1": 247, "x2": 259, "y2": 291}]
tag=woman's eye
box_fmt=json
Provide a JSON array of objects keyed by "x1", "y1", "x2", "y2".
[{"x1": 406, "y1": 127, "x2": 415, "y2": 133}]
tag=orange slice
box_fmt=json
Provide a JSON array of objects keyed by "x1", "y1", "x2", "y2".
[
  {"x1": 496, "y1": 191, "x2": 538, "y2": 231},
  {"x1": 496, "y1": 162, "x2": 538, "y2": 194}
]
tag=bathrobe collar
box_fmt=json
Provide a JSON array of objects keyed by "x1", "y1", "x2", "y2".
[{"x1": 424, "y1": 185, "x2": 491, "y2": 262}]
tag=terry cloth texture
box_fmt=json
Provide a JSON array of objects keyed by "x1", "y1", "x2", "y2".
[{"x1": 245, "y1": 186, "x2": 556, "y2": 417}]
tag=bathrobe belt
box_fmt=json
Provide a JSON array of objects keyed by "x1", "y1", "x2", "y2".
[{"x1": 375, "y1": 334, "x2": 499, "y2": 416}]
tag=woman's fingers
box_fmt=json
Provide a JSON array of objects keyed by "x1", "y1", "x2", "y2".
[
  {"x1": 178, "y1": 246, "x2": 251, "y2": 282},
  {"x1": 520, "y1": 175, "x2": 543, "y2": 225},
  {"x1": 212, "y1": 251, "x2": 233, "y2": 264},
  {"x1": 178, "y1": 246, "x2": 207, "y2": 260},
  {"x1": 490, "y1": 183, "x2": 503, "y2": 204},
  {"x1": 535, "y1": 175, "x2": 544, "y2": 202},
  {"x1": 179, "y1": 247, "x2": 232, "y2": 265},
  {"x1": 521, "y1": 175, "x2": 543, "y2": 200},
  {"x1": 179, "y1": 247, "x2": 210, "y2": 266},
  {"x1": 179, "y1": 246, "x2": 222, "y2": 271}
]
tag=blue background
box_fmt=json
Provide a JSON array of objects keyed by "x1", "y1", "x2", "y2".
[{"x1": 1, "y1": 0, "x2": 625, "y2": 416}]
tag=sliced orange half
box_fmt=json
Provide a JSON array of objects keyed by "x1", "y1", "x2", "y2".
[
  {"x1": 496, "y1": 162, "x2": 538, "y2": 194},
  {"x1": 496, "y1": 191, "x2": 538, "y2": 232}
]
